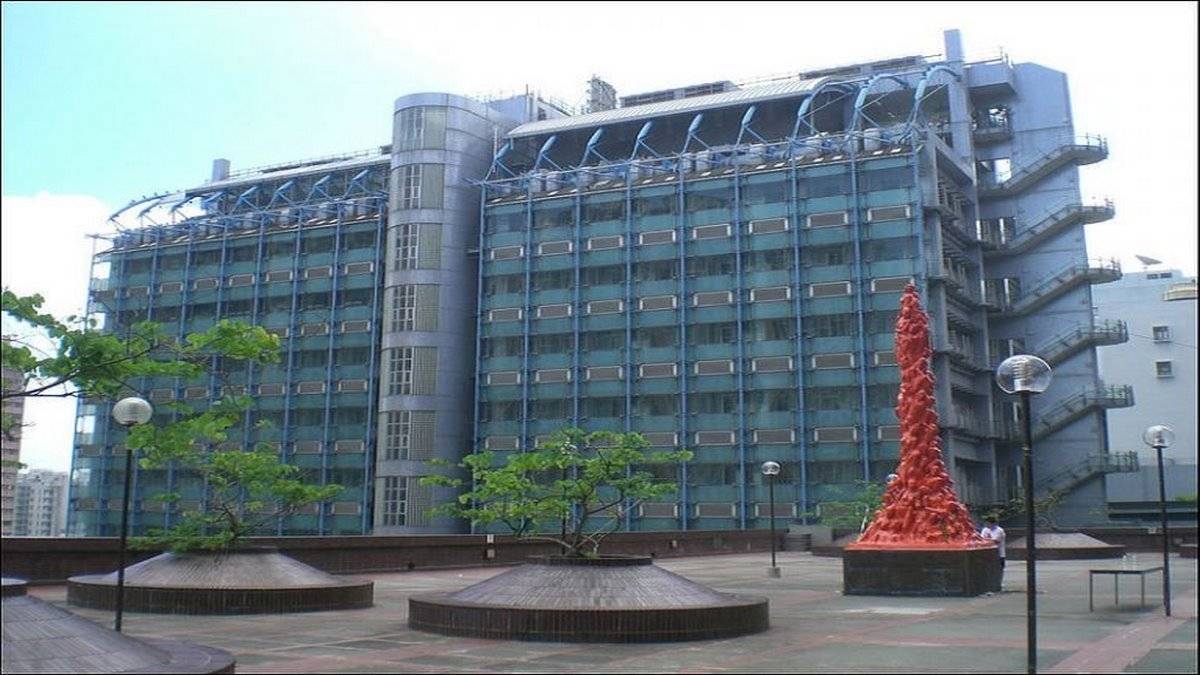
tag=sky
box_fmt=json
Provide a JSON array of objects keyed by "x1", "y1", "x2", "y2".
[{"x1": 2, "y1": 1, "x2": 1197, "y2": 473}]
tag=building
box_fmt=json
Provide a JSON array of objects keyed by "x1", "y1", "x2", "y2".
[
  {"x1": 71, "y1": 29, "x2": 1131, "y2": 535},
  {"x1": 2, "y1": 343, "x2": 24, "y2": 536},
  {"x1": 12, "y1": 469, "x2": 69, "y2": 536},
  {"x1": 69, "y1": 94, "x2": 564, "y2": 537},
  {"x1": 1095, "y1": 270, "x2": 1197, "y2": 520}
]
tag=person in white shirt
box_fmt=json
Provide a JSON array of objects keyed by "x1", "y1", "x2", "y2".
[{"x1": 980, "y1": 516, "x2": 1006, "y2": 590}]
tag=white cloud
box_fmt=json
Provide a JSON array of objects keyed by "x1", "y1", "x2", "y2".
[{"x1": 2, "y1": 192, "x2": 112, "y2": 472}]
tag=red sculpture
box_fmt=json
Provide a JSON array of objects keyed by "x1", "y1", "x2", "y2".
[{"x1": 848, "y1": 284, "x2": 991, "y2": 550}]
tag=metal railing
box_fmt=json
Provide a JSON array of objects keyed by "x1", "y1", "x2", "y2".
[
  {"x1": 1031, "y1": 384, "x2": 1134, "y2": 442},
  {"x1": 1036, "y1": 451, "x2": 1139, "y2": 493},
  {"x1": 978, "y1": 134, "x2": 1108, "y2": 197},
  {"x1": 989, "y1": 258, "x2": 1121, "y2": 316},
  {"x1": 985, "y1": 199, "x2": 1115, "y2": 256}
]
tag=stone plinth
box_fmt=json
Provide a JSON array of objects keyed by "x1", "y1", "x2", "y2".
[
  {"x1": 67, "y1": 548, "x2": 373, "y2": 615},
  {"x1": 2, "y1": 578, "x2": 235, "y2": 674},
  {"x1": 842, "y1": 547, "x2": 1000, "y2": 597},
  {"x1": 1007, "y1": 533, "x2": 1124, "y2": 560},
  {"x1": 409, "y1": 555, "x2": 768, "y2": 642}
]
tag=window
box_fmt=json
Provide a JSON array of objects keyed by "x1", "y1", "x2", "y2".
[
  {"x1": 396, "y1": 106, "x2": 447, "y2": 150},
  {"x1": 488, "y1": 308, "x2": 522, "y2": 322},
  {"x1": 745, "y1": 249, "x2": 792, "y2": 273},
  {"x1": 642, "y1": 432, "x2": 678, "y2": 447},
  {"x1": 296, "y1": 381, "x2": 325, "y2": 395},
  {"x1": 638, "y1": 363, "x2": 677, "y2": 378},
  {"x1": 393, "y1": 223, "x2": 442, "y2": 270},
  {"x1": 1155, "y1": 360, "x2": 1174, "y2": 378},
  {"x1": 485, "y1": 436, "x2": 520, "y2": 450},
  {"x1": 695, "y1": 431, "x2": 735, "y2": 446},
  {"x1": 538, "y1": 240, "x2": 572, "y2": 256},
  {"x1": 806, "y1": 314, "x2": 855, "y2": 338},
  {"x1": 389, "y1": 285, "x2": 438, "y2": 332},
  {"x1": 1152, "y1": 325, "x2": 1172, "y2": 342},
  {"x1": 535, "y1": 369, "x2": 571, "y2": 383},
  {"x1": 810, "y1": 281, "x2": 852, "y2": 297},
  {"x1": 537, "y1": 303, "x2": 572, "y2": 319},
  {"x1": 532, "y1": 333, "x2": 571, "y2": 354},
  {"x1": 340, "y1": 320, "x2": 371, "y2": 333},
  {"x1": 588, "y1": 235, "x2": 623, "y2": 250},
  {"x1": 873, "y1": 351, "x2": 897, "y2": 366},
  {"x1": 639, "y1": 295, "x2": 677, "y2": 311},
  {"x1": 265, "y1": 269, "x2": 292, "y2": 283},
  {"x1": 695, "y1": 359, "x2": 734, "y2": 376},
  {"x1": 586, "y1": 366, "x2": 624, "y2": 381},
  {"x1": 533, "y1": 202, "x2": 571, "y2": 230},
  {"x1": 752, "y1": 356, "x2": 792, "y2": 373},
  {"x1": 396, "y1": 164, "x2": 444, "y2": 210},
  {"x1": 383, "y1": 410, "x2": 436, "y2": 460},
  {"x1": 867, "y1": 205, "x2": 911, "y2": 222},
  {"x1": 584, "y1": 197, "x2": 625, "y2": 224},
  {"x1": 634, "y1": 325, "x2": 675, "y2": 348},
  {"x1": 639, "y1": 229, "x2": 676, "y2": 246},
  {"x1": 694, "y1": 290, "x2": 733, "y2": 307},
  {"x1": 754, "y1": 429, "x2": 794, "y2": 444},
  {"x1": 636, "y1": 259, "x2": 677, "y2": 281},
  {"x1": 750, "y1": 286, "x2": 791, "y2": 303},
  {"x1": 692, "y1": 223, "x2": 731, "y2": 240},
  {"x1": 807, "y1": 211, "x2": 848, "y2": 228},
  {"x1": 387, "y1": 346, "x2": 437, "y2": 395},
  {"x1": 587, "y1": 299, "x2": 623, "y2": 315},
  {"x1": 490, "y1": 245, "x2": 523, "y2": 261},
  {"x1": 486, "y1": 371, "x2": 521, "y2": 385},
  {"x1": 804, "y1": 244, "x2": 849, "y2": 267},
  {"x1": 748, "y1": 217, "x2": 788, "y2": 235},
  {"x1": 305, "y1": 265, "x2": 332, "y2": 279},
  {"x1": 871, "y1": 276, "x2": 911, "y2": 293},
  {"x1": 382, "y1": 476, "x2": 408, "y2": 527},
  {"x1": 814, "y1": 427, "x2": 858, "y2": 442},
  {"x1": 584, "y1": 396, "x2": 624, "y2": 417},
  {"x1": 812, "y1": 353, "x2": 855, "y2": 369},
  {"x1": 634, "y1": 394, "x2": 678, "y2": 416},
  {"x1": 693, "y1": 322, "x2": 736, "y2": 345},
  {"x1": 585, "y1": 330, "x2": 623, "y2": 351}
]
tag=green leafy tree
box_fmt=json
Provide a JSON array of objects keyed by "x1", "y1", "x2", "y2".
[
  {"x1": 806, "y1": 480, "x2": 887, "y2": 532},
  {"x1": 2, "y1": 288, "x2": 339, "y2": 551},
  {"x1": 127, "y1": 397, "x2": 342, "y2": 551},
  {"x1": 423, "y1": 428, "x2": 692, "y2": 557}
]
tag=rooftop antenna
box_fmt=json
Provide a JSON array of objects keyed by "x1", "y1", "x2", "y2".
[{"x1": 1135, "y1": 255, "x2": 1163, "y2": 271}]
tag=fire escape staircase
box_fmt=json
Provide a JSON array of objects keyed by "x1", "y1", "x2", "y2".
[
  {"x1": 988, "y1": 259, "x2": 1122, "y2": 317},
  {"x1": 1031, "y1": 384, "x2": 1134, "y2": 443},
  {"x1": 983, "y1": 200, "x2": 1116, "y2": 257},
  {"x1": 1036, "y1": 319, "x2": 1129, "y2": 367},
  {"x1": 1035, "y1": 451, "x2": 1140, "y2": 499},
  {"x1": 978, "y1": 135, "x2": 1108, "y2": 198}
]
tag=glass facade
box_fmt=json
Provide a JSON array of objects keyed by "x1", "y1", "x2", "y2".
[
  {"x1": 477, "y1": 155, "x2": 922, "y2": 529},
  {"x1": 71, "y1": 163, "x2": 388, "y2": 537}
]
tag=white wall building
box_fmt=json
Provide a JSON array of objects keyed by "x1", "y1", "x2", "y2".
[
  {"x1": 13, "y1": 469, "x2": 69, "y2": 537},
  {"x1": 1094, "y1": 269, "x2": 1197, "y2": 504}
]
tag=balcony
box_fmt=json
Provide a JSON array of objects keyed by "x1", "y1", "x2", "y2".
[
  {"x1": 971, "y1": 116, "x2": 1012, "y2": 145},
  {"x1": 977, "y1": 135, "x2": 1108, "y2": 198},
  {"x1": 987, "y1": 258, "x2": 1122, "y2": 317},
  {"x1": 983, "y1": 200, "x2": 1115, "y2": 257}
]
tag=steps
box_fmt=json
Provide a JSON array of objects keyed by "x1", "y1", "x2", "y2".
[
  {"x1": 978, "y1": 135, "x2": 1108, "y2": 198},
  {"x1": 1031, "y1": 384, "x2": 1134, "y2": 442},
  {"x1": 1036, "y1": 319, "x2": 1128, "y2": 366},
  {"x1": 983, "y1": 200, "x2": 1115, "y2": 257},
  {"x1": 988, "y1": 259, "x2": 1122, "y2": 317}
]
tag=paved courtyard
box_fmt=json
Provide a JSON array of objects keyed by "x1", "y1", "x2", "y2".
[{"x1": 29, "y1": 552, "x2": 1198, "y2": 673}]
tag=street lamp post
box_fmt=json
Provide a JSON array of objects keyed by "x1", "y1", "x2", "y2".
[
  {"x1": 761, "y1": 461, "x2": 781, "y2": 578},
  {"x1": 110, "y1": 396, "x2": 153, "y2": 632},
  {"x1": 1142, "y1": 424, "x2": 1175, "y2": 617},
  {"x1": 995, "y1": 355, "x2": 1052, "y2": 675}
]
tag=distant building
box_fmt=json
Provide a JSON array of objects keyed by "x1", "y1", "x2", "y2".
[
  {"x1": 13, "y1": 470, "x2": 69, "y2": 537},
  {"x1": 1095, "y1": 270, "x2": 1197, "y2": 518},
  {"x1": 2, "y1": 343, "x2": 24, "y2": 536}
]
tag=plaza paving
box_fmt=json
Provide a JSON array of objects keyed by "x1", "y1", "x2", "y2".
[{"x1": 28, "y1": 552, "x2": 1198, "y2": 673}]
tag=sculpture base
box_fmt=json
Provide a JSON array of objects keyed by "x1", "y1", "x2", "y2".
[
  {"x1": 409, "y1": 555, "x2": 768, "y2": 642},
  {"x1": 842, "y1": 546, "x2": 1000, "y2": 597}
]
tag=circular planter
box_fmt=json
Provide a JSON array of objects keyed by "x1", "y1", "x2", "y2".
[
  {"x1": 409, "y1": 555, "x2": 768, "y2": 643},
  {"x1": 67, "y1": 547, "x2": 373, "y2": 615},
  {"x1": 3, "y1": 578, "x2": 235, "y2": 674}
]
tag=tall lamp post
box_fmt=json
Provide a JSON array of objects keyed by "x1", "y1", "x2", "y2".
[
  {"x1": 995, "y1": 355, "x2": 1052, "y2": 675},
  {"x1": 761, "y1": 461, "x2": 781, "y2": 578},
  {"x1": 111, "y1": 396, "x2": 153, "y2": 632},
  {"x1": 1142, "y1": 424, "x2": 1175, "y2": 617}
]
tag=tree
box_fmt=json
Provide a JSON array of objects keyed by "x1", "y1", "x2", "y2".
[
  {"x1": 127, "y1": 397, "x2": 342, "y2": 552},
  {"x1": 2, "y1": 288, "x2": 339, "y2": 551},
  {"x1": 807, "y1": 480, "x2": 887, "y2": 532},
  {"x1": 422, "y1": 428, "x2": 692, "y2": 557}
]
